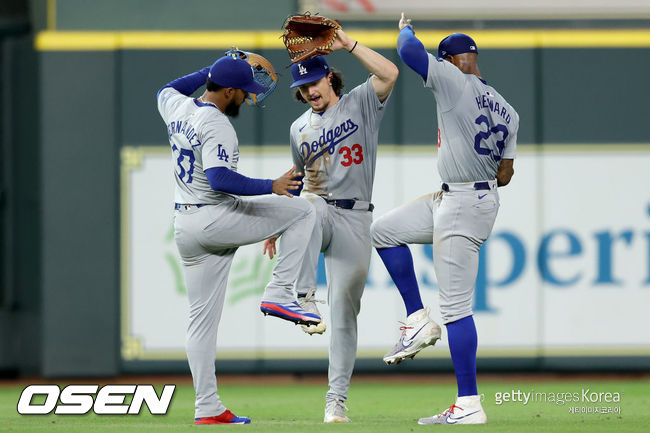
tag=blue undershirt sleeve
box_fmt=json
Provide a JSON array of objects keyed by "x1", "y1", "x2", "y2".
[
  {"x1": 157, "y1": 66, "x2": 210, "y2": 97},
  {"x1": 205, "y1": 167, "x2": 273, "y2": 196},
  {"x1": 397, "y1": 27, "x2": 429, "y2": 81}
]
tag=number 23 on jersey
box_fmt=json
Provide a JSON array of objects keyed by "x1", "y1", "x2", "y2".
[{"x1": 473, "y1": 115, "x2": 508, "y2": 162}]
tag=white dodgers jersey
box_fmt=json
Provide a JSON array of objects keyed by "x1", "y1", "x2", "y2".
[
  {"x1": 425, "y1": 53, "x2": 519, "y2": 183},
  {"x1": 157, "y1": 87, "x2": 240, "y2": 204}
]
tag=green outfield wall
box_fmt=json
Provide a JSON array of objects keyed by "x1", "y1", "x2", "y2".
[{"x1": 0, "y1": 33, "x2": 40, "y2": 377}]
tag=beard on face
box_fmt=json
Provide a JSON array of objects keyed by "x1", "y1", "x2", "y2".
[{"x1": 224, "y1": 99, "x2": 241, "y2": 117}]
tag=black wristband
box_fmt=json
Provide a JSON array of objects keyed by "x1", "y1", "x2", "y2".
[{"x1": 348, "y1": 41, "x2": 358, "y2": 53}]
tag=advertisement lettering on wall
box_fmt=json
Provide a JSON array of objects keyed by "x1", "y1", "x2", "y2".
[{"x1": 121, "y1": 146, "x2": 650, "y2": 360}]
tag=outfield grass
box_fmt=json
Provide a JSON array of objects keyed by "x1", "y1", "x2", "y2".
[{"x1": 1, "y1": 377, "x2": 648, "y2": 432}]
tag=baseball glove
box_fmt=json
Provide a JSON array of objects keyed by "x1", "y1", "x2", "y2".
[
  {"x1": 225, "y1": 48, "x2": 278, "y2": 105},
  {"x1": 282, "y1": 13, "x2": 341, "y2": 63}
]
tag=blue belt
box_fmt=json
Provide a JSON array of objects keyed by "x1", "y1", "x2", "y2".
[
  {"x1": 325, "y1": 199, "x2": 374, "y2": 212},
  {"x1": 174, "y1": 203, "x2": 205, "y2": 210},
  {"x1": 441, "y1": 181, "x2": 491, "y2": 192}
]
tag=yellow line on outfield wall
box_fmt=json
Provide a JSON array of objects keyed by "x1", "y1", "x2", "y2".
[{"x1": 35, "y1": 29, "x2": 650, "y2": 51}]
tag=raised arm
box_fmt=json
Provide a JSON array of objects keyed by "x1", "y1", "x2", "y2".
[
  {"x1": 396, "y1": 13, "x2": 429, "y2": 81},
  {"x1": 331, "y1": 28, "x2": 399, "y2": 102},
  {"x1": 157, "y1": 67, "x2": 209, "y2": 98}
]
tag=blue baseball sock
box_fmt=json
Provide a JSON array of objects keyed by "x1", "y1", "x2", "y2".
[
  {"x1": 376, "y1": 246, "x2": 424, "y2": 316},
  {"x1": 446, "y1": 315, "x2": 478, "y2": 397}
]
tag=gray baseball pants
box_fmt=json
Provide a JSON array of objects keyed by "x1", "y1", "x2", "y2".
[
  {"x1": 295, "y1": 193, "x2": 373, "y2": 403},
  {"x1": 174, "y1": 195, "x2": 315, "y2": 418},
  {"x1": 371, "y1": 181, "x2": 499, "y2": 324}
]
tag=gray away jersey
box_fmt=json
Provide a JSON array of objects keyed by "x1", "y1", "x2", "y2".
[
  {"x1": 157, "y1": 87, "x2": 240, "y2": 204},
  {"x1": 425, "y1": 53, "x2": 519, "y2": 183},
  {"x1": 290, "y1": 77, "x2": 389, "y2": 201}
]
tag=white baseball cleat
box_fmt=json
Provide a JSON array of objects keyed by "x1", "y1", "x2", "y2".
[
  {"x1": 418, "y1": 395, "x2": 487, "y2": 425},
  {"x1": 324, "y1": 399, "x2": 350, "y2": 423},
  {"x1": 297, "y1": 288, "x2": 327, "y2": 335},
  {"x1": 383, "y1": 308, "x2": 441, "y2": 365}
]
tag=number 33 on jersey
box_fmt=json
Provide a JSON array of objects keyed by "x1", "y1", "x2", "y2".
[
  {"x1": 339, "y1": 144, "x2": 364, "y2": 167},
  {"x1": 289, "y1": 77, "x2": 388, "y2": 201}
]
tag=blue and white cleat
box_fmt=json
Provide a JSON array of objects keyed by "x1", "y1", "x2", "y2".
[
  {"x1": 194, "y1": 409, "x2": 251, "y2": 425},
  {"x1": 383, "y1": 308, "x2": 441, "y2": 365},
  {"x1": 260, "y1": 300, "x2": 322, "y2": 326},
  {"x1": 418, "y1": 395, "x2": 487, "y2": 425}
]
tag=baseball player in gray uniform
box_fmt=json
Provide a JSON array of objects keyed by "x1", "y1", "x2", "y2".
[
  {"x1": 263, "y1": 27, "x2": 398, "y2": 423},
  {"x1": 157, "y1": 53, "x2": 320, "y2": 425},
  {"x1": 371, "y1": 14, "x2": 519, "y2": 425}
]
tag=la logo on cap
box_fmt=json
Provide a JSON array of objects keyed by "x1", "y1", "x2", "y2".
[
  {"x1": 470, "y1": 45, "x2": 476, "y2": 50},
  {"x1": 298, "y1": 64, "x2": 308, "y2": 75}
]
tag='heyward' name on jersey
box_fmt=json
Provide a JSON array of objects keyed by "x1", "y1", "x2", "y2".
[
  {"x1": 475, "y1": 92, "x2": 512, "y2": 125},
  {"x1": 425, "y1": 53, "x2": 519, "y2": 183}
]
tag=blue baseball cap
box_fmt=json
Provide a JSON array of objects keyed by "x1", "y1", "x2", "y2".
[
  {"x1": 438, "y1": 33, "x2": 478, "y2": 58},
  {"x1": 208, "y1": 55, "x2": 266, "y2": 94},
  {"x1": 289, "y1": 56, "x2": 331, "y2": 88}
]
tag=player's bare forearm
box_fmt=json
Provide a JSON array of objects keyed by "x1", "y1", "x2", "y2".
[
  {"x1": 496, "y1": 159, "x2": 514, "y2": 187},
  {"x1": 362, "y1": 46, "x2": 399, "y2": 102},
  {"x1": 332, "y1": 29, "x2": 398, "y2": 101}
]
